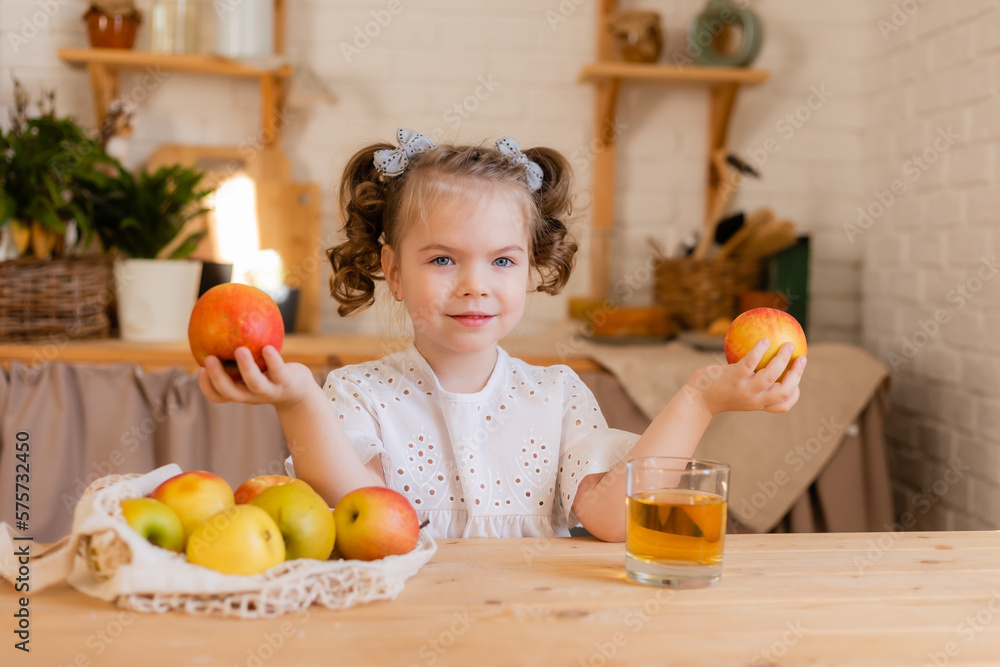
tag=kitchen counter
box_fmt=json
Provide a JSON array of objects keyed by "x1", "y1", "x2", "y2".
[{"x1": 0, "y1": 329, "x2": 604, "y2": 372}]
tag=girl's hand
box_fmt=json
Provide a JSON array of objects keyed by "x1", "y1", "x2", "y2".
[
  {"x1": 197, "y1": 345, "x2": 317, "y2": 411},
  {"x1": 686, "y1": 339, "x2": 807, "y2": 416}
]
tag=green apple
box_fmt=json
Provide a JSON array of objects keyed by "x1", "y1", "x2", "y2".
[
  {"x1": 333, "y1": 487, "x2": 419, "y2": 561},
  {"x1": 251, "y1": 483, "x2": 336, "y2": 561},
  {"x1": 185, "y1": 505, "x2": 285, "y2": 575},
  {"x1": 151, "y1": 471, "x2": 235, "y2": 542},
  {"x1": 120, "y1": 497, "x2": 185, "y2": 553}
]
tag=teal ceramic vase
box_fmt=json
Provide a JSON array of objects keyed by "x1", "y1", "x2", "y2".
[{"x1": 688, "y1": 0, "x2": 764, "y2": 68}]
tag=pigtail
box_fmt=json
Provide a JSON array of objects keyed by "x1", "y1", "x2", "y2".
[
  {"x1": 524, "y1": 146, "x2": 578, "y2": 295},
  {"x1": 328, "y1": 143, "x2": 394, "y2": 316}
]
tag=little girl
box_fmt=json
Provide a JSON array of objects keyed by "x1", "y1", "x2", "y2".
[{"x1": 198, "y1": 129, "x2": 806, "y2": 541}]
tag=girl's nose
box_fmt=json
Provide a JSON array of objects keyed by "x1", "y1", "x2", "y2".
[{"x1": 457, "y1": 265, "x2": 489, "y2": 297}]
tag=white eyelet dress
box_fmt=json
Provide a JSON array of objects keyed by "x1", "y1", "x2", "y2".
[{"x1": 287, "y1": 343, "x2": 639, "y2": 538}]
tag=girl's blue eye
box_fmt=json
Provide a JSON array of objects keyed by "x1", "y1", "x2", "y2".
[
  {"x1": 494, "y1": 257, "x2": 513, "y2": 268},
  {"x1": 431, "y1": 257, "x2": 452, "y2": 266}
]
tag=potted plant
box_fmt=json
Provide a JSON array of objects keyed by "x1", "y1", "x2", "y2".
[
  {"x1": 0, "y1": 79, "x2": 108, "y2": 260},
  {"x1": 81, "y1": 157, "x2": 215, "y2": 341},
  {"x1": 0, "y1": 79, "x2": 116, "y2": 340}
]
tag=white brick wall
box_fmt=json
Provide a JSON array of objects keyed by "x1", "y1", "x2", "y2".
[
  {"x1": 864, "y1": 0, "x2": 1000, "y2": 530},
  {"x1": 0, "y1": 0, "x2": 872, "y2": 343}
]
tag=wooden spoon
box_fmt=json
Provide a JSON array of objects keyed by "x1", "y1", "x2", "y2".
[
  {"x1": 693, "y1": 149, "x2": 738, "y2": 260},
  {"x1": 735, "y1": 219, "x2": 797, "y2": 261},
  {"x1": 716, "y1": 207, "x2": 774, "y2": 260}
]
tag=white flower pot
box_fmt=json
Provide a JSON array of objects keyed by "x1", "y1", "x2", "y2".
[{"x1": 115, "y1": 258, "x2": 202, "y2": 342}]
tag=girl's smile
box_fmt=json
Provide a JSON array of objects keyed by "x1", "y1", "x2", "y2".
[{"x1": 449, "y1": 311, "x2": 495, "y2": 326}]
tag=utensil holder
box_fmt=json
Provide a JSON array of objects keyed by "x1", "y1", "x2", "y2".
[{"x1": 654, "y1": 257, "x2": 762, "y2": 331}]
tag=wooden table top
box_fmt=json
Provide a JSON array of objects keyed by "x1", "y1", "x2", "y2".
[
  {"x1": 4, "y1": 531, "x2": 1000, "y2": 666},
  {"x1": 0, "y1": 330, "x2": 604, "y2": 373}
]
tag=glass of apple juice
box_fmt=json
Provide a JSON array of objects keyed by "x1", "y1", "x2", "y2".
[{"x1": 625, "y1": 457, "x2": 730, "y2": 588}]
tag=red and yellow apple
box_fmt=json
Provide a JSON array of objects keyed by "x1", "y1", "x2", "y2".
[
  {"x1": 119, "y1": 497, "x2": 185, "y2": 553},
  {"x1": 185, "y1": 505, "x2": 285, "y2": 576},
  {"x1": 251, "y1": 483, "x2": 336, "y2": 561},
  {"x1": 151, "y1": 471, "x2": 235, "y2": 542},
  {"x1": 724, "y1": 307, "x2": 807, "y2": 379},
  {"x1": 333, "y1": 487, "x2": 419, "y2": 561},
  {"x1": 234, "y1": 474, "x2": 313, "y2": 505},
  {"x1": 188, "y1": 283, "x2": 284, "y2": 383}
]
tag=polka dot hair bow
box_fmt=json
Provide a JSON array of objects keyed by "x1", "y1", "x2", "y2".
[
  {"x1": 496, "y1": 136, "x2": 544, "y2": 192},
  {"x1": 373, "y1": 129, "x2": 436, "y2": 178}
]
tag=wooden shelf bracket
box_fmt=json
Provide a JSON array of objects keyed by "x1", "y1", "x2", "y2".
[{"x1": 579, "y1": 0, "x2": 768, "y2": 298}]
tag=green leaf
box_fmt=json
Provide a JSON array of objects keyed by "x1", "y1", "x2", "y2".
[
  {"x1": 34, "y1": 206, "x2": 64, "y2": 233},
  {"x1": 0, "y1": 193, "x2": 15, "y2": 225},
  {"x1": 85, "y1": 159, "x2": 217, "y2": 259},
  {"x1": 167, "y1": 230, "x2": 209, "y2": 260},
  {"x1": 0, "y1": 83, "x2": 109, "y2": 256}
]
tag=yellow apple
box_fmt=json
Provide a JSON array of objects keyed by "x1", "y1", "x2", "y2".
[
  {"x1": 151, "y1": 471, "x2": 235, "y2": 542},
  {"x1": 119, "y1": 498, "x2": 185, "y2": 553},
  {"x1": 724, "y1": 307, "x2": 807, "y2": 380},
  {"x1": 185, "y1": 505, "x2": 285, "y2": 576},
  {"x1": 234, "y1": 474, "x2": 313, "y2": 505},
  {"x1": 251, "y1": 483, "x2": 335, "y2": 561},
  {"x1": 333, "y1": 487, "x2": 419, "y2": 561}
]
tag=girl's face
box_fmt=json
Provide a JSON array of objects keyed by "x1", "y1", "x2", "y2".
[{"x1": 382, "y1": 187, "x2": 531, "y2": 357}]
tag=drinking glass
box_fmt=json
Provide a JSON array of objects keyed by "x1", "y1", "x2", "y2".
[{"x1": 625, "y1": 457, "x2": 730, "y2": 588}]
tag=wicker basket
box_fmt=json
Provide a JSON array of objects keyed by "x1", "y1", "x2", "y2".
[
  {"x1": 654, "y1": 257, "x2": 762, "y2": 331},
  {"x1": 0, "y1": 256, "x2": 114, "y2": 340}
]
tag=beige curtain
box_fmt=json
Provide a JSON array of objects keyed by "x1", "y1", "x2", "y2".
[{"x1": 0, "y1": 362, "x2": 290, "y2": 542}]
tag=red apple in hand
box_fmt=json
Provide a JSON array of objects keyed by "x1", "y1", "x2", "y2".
[
  {"x1": 724, "y1": 307, "x2": 807, "y2": 380},
  {"x1": 333, "y1": 487, "x2": 419, "y2": 561},
  {"x1": 188, "y1": 283, "x2": 284, "y2": 383},
  {"x1": 235, "y1": 474, "x2": 314, "y2": 505}
]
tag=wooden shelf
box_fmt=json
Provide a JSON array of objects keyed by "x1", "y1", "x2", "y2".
[
  {"x1": 0, "y1": 330, "x2": 604, "y2": 373},
  {"x1": 59, "y1": 1, "x2": 290, "y2": 147},
  {"x1": 60, "y1": 0, "x2": 288, "y2": 79},
  {"x1": 59, "y1": 48, "x2": 291, "y2": 147},
  {"x1": 579, "y1": 0, "x2": 770, "y2": 300},
  {"x1": 579, "y1": 61, "x2": 769, "y2": 85},
  {"x1": 58, "y1": 48, "x2": 292, "y2": 78}
]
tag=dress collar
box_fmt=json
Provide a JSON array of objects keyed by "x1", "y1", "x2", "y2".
[{"x1": 404, "y1": 343, "x2": 508, "y2": 402}]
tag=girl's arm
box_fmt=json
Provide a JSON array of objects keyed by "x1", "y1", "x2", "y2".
[
  {"x1": 199, "y1": 345, "x2": 385, "y2": 505},
  {"x1": 272, "y1": 386, "x2": 386, "y2": 504},
  {"x1": 571, "y1": 340, "x2": 806, "y2": 542}
]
